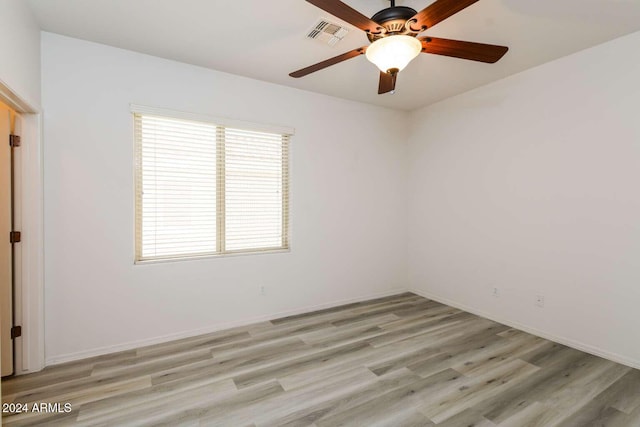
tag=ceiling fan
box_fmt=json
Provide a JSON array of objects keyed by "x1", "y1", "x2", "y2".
[{"x1": 290, "y1": 0, "x2": 509, "y2": 94}]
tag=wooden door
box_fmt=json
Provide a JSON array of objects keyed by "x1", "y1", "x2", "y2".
[{"x1": 1, "y1": 103, "x2": 13, "y2": 376}]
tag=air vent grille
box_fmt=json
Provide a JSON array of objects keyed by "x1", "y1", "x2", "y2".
[{"x1": 306, "y1": 19, "x2": 349, "y2": 47}]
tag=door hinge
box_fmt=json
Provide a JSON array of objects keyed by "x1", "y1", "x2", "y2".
[
  {"x1": 9, "y1": 134, "x2": 21, "y2": 147},
  {"x1": 9, "y1": 231, "x2": 21, "y2": 243},
  {"x1": 11, "y1": 326, "x2": 22, "y2": 339}
]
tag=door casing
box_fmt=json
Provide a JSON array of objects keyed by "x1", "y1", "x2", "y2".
[
  {"x1": 0, "y1": 80, "x2": 44, "y2": 376},
  {"x1": 0, "y1": 102, "x2": 14, "y2": 376}
]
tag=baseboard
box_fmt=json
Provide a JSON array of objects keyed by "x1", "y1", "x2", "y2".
[
  {"x1": 45, "y1": 288, "x2": 408, "y2": 366},
  {"x1": 409, "y1": 288, "x2": 640, "y2": 371}
]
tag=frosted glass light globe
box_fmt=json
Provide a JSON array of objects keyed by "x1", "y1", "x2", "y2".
[{"x1": 366, "y1": 35, "x2": 422, "y2": 73}]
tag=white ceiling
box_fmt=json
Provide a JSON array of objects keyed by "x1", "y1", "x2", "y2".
[{"x1": 27, "y1": 0, "x2": 640, "y2": 111}]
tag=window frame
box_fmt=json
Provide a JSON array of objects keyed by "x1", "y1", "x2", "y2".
[{"x1": 132, "y1": 105, "x2": 293, "y2": 264}]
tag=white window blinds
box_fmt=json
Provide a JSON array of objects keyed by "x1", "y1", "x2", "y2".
[
  {"x1": 134, "y1": 112, "x2": 290, "y2": 262},
  {"x1": 225, "y1": 128, "x2": 289, "y2": 251}
]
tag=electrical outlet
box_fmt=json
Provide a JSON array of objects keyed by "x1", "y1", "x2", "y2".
[
  {"x1": 535, "y1": 295, "x2": 544, "y2": 307},
  {"x1": 492, "y1": 287, "x2": 499, "y2": 298},
  {"x1": 259, "y1": 285, "x2": 266, "y2": 296}
]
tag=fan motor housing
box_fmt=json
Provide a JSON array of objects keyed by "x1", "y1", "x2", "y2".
[{"x1": 368, "y1": 6, "x2": 419, "y2": 42}]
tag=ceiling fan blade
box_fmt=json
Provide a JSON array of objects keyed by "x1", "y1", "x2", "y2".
[
  {"x1": 289, "y1": 47, "x2": 366, "y2": 78},
  {"x1": 409, "y1": 0, "x2": 479, "y2": 31},
  {"x1": 420, "y1": 37, "x2": 508, "y2": 63},
  {"x1": 306, "y1": 0, "x2": 383, "y2": 34},
  {"x1": 378, "y1": 71, "x2": 397, "y2": 94}
]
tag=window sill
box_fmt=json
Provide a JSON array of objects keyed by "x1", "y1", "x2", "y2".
[{"x1": 134, "y1": 248, "x2": 291, "y2": 265}]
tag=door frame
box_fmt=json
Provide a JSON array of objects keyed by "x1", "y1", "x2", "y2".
[{"x1": 0, "y1": 78, "x2": 44, "y2": 374}]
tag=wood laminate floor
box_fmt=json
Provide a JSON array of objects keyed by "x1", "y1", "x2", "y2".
[{"x1": 3, "y1": 293, "x2": 640, "y2": 426}]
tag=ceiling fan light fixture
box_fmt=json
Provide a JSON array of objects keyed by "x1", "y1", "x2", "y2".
[{"x1": 365, "y1": 35, "x2": 422, "y2": 73}]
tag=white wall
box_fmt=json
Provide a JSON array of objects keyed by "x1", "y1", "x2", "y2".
[
  {"x1": 41, "y1": 33, "x2": 408, "y2": 363},
  {"x1": 0, "y1": 0, "x2": 41, "y2": 107},
  {"x1": 408, "y1": 31, "x2": 640, "y2": 367}
]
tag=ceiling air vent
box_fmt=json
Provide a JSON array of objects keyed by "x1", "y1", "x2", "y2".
[{"x1": 306, "y1": 19, "x2": 349, "y2": 47}]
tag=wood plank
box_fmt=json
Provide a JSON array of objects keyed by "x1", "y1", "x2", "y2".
[
  {"x1": 478, "y1": 345, "x2": 593, "y2": 423},
  {"x1": 200, "y1": 367, "x2": 402, "y2": 426},
  {"x1": 314, "y1": 368, "x2": 465, "y2": 426},
  {"x1": 418, "y1": 358, "x2": 540, "y2": 423}
]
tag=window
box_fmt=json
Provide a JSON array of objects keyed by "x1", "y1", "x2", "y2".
[{"x1": 134, "y1": 109, "x2": 290, "y2": 262}]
